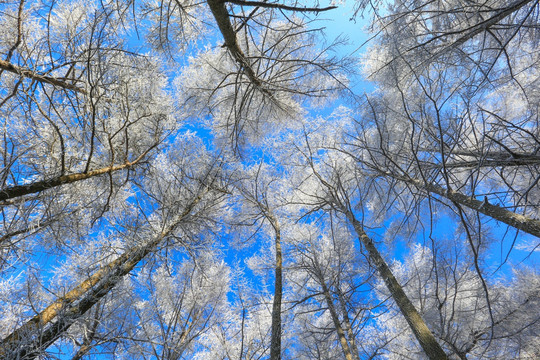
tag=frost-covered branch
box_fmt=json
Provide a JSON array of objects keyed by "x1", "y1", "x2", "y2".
[
  {"x1": 0, "y1": 149, "x2": 154, "y2": 202},
  {"x1": 404, "y1": 176, "x2": 540, "y2": 239},
  {"x1": 0, "y1": 162, "x2": 130, "y2": 202},
  {"x1": 225, "y1": 0, "x2": 337, "y2": 13},
  {"x1": 0, "y1": 59, "x2": 87, "y2": 94}
]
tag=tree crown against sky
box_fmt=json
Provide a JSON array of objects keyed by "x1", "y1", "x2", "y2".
[{"x1": 0, "y1": 0, "x2": 539, "y2": 359}]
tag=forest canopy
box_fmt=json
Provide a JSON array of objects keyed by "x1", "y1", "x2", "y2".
[{"x1": 0, "y1": 0, "x2": 539, "y2": 359}]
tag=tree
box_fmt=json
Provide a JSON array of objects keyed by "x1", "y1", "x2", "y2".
[
  {"x1": 0, "y1": 134, "x2": 229, "y2": 358},
  {"x1": 1, "y1": 0, "x2": 539, "y2": 359},
  {"x1": 124, "y1": 251, "x2": 229, "y2": 359},
  {"x1": 286, "y1": 221, "x2": 371, "y2": 360},
  {"x1": 357, "y1": 0, "x2": 540, "y2": 239},
  {"x1": 0, "y1": 0, "x2": 173, "y2": 271},
  {"x1": 373, "y1": 243, "x2": 540, "y2": 359},
  {"x1": 231, "y1": 161, "x2": 286, "y2": 360},
  {"x1": 190, "y1": 269, "x2": 275, "y2": 360},
  {"x1": 284, "y1": 127, "x2": 449, "y2": 359},
  {"x1": 177, "y1": 1, "x2": 348, "y2": 150}
]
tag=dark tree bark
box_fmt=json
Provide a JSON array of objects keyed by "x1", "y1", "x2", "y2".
[
  {"x1": 315, "y1": 269, "x2": 355, "y2": 360},
  {"x1": 392, "y1": 174, "x2": 540, "y2": 239}
]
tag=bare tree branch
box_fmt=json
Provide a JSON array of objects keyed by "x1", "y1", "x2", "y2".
[{"x1": 225, "y1": 0, "x2": 337, "y2": 13}]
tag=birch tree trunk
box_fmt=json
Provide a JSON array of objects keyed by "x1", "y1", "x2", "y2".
[{"x1": 337, "y1": 290, "x2": 361, "y2": 360}]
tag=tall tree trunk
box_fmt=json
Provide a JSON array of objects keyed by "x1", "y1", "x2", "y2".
[
  {"x1": 164, "y1": 312, "x2": 197, "y2": 360},
  {"x1": 269, "y1": 215, "x2": 282, "y2": 360},
  {"x1": 343, "y1": 208, "x2": 449, "y2": 360},
  {"x1": 436, "y1": 0, "x2": 536, "y2": 51},
  {"x1": 0, "y1": 236, "x2": 160, "y2": 359},
  {"x1": 0, "y1": 194, "x2": 203, "y2": 359}
]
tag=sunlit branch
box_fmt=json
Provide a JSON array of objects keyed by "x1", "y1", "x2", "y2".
[{"x1": 0, "y1": 149, "x2": 154, "y2": 202}]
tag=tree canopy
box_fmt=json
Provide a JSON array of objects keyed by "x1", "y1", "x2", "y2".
[{"x1": 0, "y1": 0, "x2": 539, "y2": 359}]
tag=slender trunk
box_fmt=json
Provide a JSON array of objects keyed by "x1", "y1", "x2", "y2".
[
  {"x1": 0, "y1": 213, "x2": 74, "y2": 246},
  {"x1": 0, "y1": 195, "x2": 203, "y2": 359},
  {"x1": 337, "y1": 290, "x2": 360, "y2": 360},
  {"x1": 0, "y1": 59, "x2": 86, "y2": 94},
  {"x1": 224, "y1": 0, "x2": 336, "y2": 13},
  {"x1": 346, "y1": 211, "x2": 448, "y2": 360},
  {"x1": 0, "y1": 151, "x2": 151, "y2": 202},
  {"x1": 166, "y1": 310, "x2": 200, "y2": 360},
  {"x1": 427, "y1": 158, "x2": 540, "y2": 169},
  {"x1": 316, "y1": 273, "x2": 354, "y2": 360},
  {"x1": 306, "y1": 148, "x2": 447, "y2": 358},
  {"x1": 422, "y1": 148, "x2": 540, "y2": 160},
  {"x1": 71, "y1": 343, "x2": 92, "y2": 360},
  {"x1": 206, "y1": 0, "x2": 259, "y2": 85},
  {"x1": 71, "y1": 341, "x2": 93, "y2": 360},
  {"x1": 270, "y1": 217, "x2": 282, "y2": 360},
  {"x1": 0, "y1": 220, "x2": 53, "y2": 244},
  {"x1": 343, "y1": 210, "x2": 448, "y2": 360}
]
